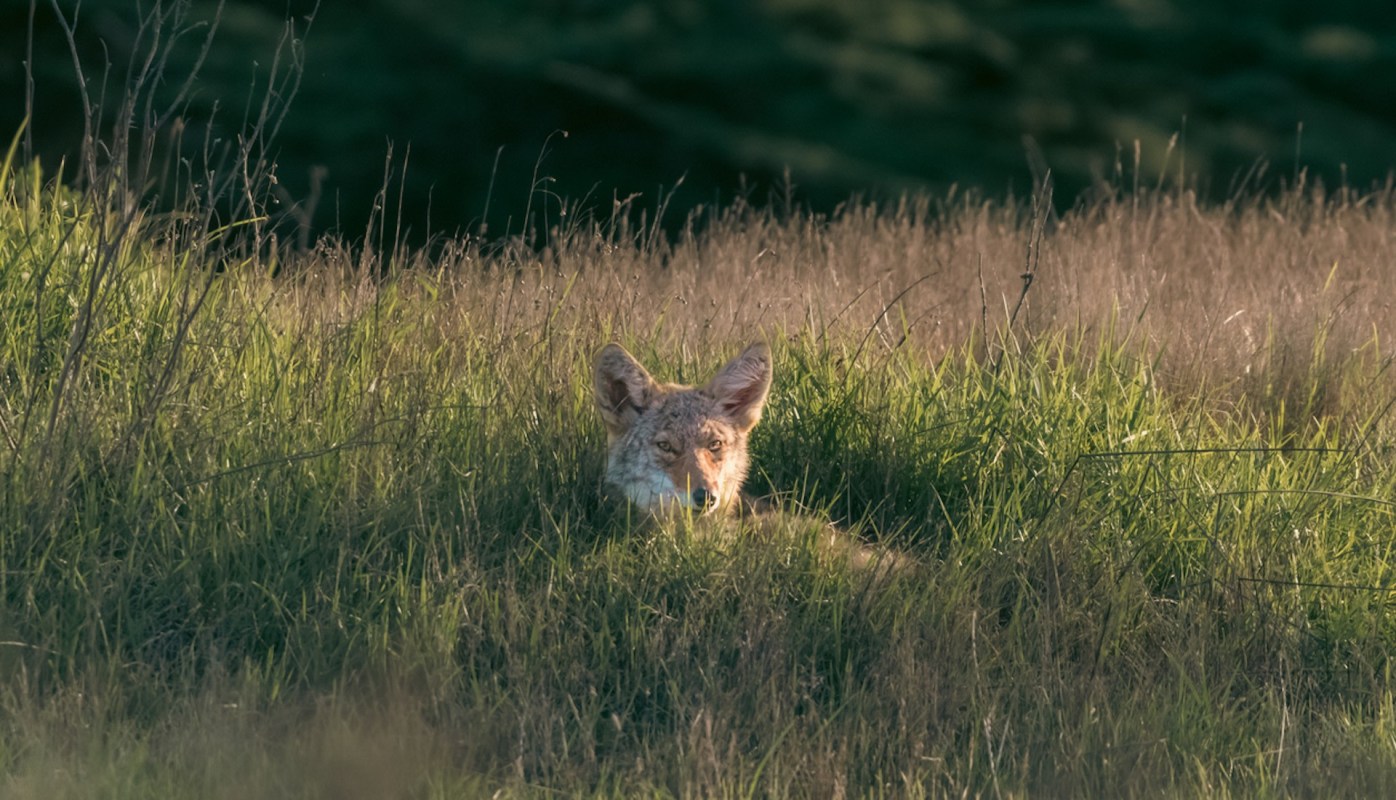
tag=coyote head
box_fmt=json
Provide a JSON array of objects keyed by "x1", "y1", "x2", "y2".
[{"x1": 593, "y1": 342, "x2": 772, "y2": 516}]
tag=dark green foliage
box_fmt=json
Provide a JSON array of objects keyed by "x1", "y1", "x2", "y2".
[{"x1": 6, "y1": 1, "x2": 1395, "y2": 241}]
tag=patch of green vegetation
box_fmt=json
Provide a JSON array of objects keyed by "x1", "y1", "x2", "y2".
[{"x1": 3, "y1": 125, "x2": 1396, "y2": 794}]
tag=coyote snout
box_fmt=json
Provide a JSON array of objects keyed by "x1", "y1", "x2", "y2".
[{"x1": 593, "y1": 341, "x2": 772, "y2": 516}]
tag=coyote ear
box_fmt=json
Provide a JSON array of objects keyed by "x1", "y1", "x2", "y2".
[
  {"x1": 707, "y1": 342, "x2": 772, "y2": 432},
  {"x1": 593, "y1": 343, "x2": 657, "y2": 437}
]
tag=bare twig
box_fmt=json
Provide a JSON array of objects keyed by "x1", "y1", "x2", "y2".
[
  {"x1": 976, "y1": 253, "x2": 988, "y2": 360},
  {"x1": 990, "y1": 170, "x2": 1052, "y2": 373},
  {"x1": 23, "y1": 0, "x2": 36, "y2": 161},
  {"x1": 841, "y1": 272, "x2": 935, "y2": 393}
]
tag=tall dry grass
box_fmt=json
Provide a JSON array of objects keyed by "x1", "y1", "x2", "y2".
[{"x1": 304, "y1": 173, "x2": 1396, "y2": 420}]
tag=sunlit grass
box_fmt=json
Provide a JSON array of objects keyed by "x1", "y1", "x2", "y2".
[{"x1": 2, "y1": 151, "x2": 1396, "y2": 797}]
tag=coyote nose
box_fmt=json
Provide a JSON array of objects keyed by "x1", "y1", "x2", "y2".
[{"x1": 692, "y1": 487, "x2": 716, "y2": 510}]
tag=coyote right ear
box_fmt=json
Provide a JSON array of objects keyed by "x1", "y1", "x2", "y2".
[{"x1": 593, "y1": 343, "x2": 657, "y2": 437}]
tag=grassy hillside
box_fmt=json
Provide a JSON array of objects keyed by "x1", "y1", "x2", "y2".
[{"x1": 3, "y1": 111, "x2": 1396, "y2": 796}]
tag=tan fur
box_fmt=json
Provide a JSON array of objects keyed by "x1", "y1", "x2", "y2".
[
  {"x1": 592, "y1": 341, "x2": 910, "y2": 576},
  {"x1": 593, "y1": 342, "x2": 771, "y2": 515}
]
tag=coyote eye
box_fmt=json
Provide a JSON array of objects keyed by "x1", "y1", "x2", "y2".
[
  {"x1": 655, "y1": 440, "x2": 676, "y2": 454},
  {"x1": 707, "y1": 440, "x2": 724, "y2": 453}
]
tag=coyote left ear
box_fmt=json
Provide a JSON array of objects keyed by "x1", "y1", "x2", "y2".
[
  {"x1": 707, "y1": 342, "x2": 772, "y2": 432},
  {"x1": 594, "y1": 343, "x2": 657, "y2": 437}
]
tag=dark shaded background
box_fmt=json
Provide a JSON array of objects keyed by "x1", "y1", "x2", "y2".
[{"x1": 4, "y1": 0, "x2": 1395, "y2": 239}]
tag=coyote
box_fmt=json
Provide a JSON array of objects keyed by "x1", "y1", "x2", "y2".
[
  {"x1": 593, "y1": 341, "x2": 772, "y2": 516},
  {"x1": 593, "y1": 341, "x2": 908, "y2": 573}
]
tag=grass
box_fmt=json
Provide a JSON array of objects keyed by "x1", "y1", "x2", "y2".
[{"x1": 4, "y1": 121, "x2": 1396, "y2": 796}]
